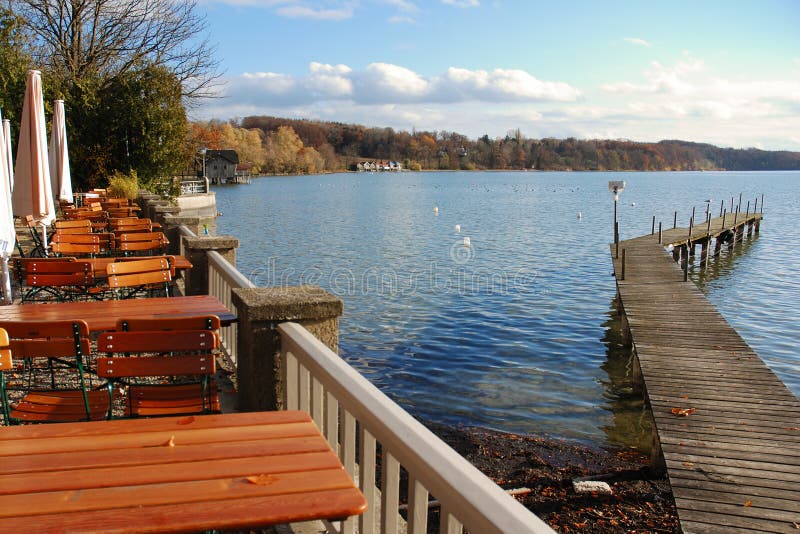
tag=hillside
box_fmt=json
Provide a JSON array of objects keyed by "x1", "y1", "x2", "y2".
[{"x1": 238, "y1": 116, "x2": 800, "y2": 172}]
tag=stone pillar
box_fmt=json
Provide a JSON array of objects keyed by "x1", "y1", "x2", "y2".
[
  {"x1": 181, "y1": 235, "x2": 239, "y2": 296},
  {"x1": 231, "y1": 286, "x2": 343, "y2": 412},
  {"x1": 151, "y1": 207, "x2": 182, "y2": 255}
]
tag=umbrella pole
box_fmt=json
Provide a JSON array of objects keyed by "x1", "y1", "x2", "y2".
[
  {"x1": 40, "y1": 222, "x2": 49, "y2": 257},
  {"x1": 1, "y1": 257, "x2": 11, "y2": 304}
]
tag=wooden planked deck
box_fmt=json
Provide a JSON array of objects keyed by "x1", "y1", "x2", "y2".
[{"x1": 611, "y1": 220, "x2": 800, "y2": 533}]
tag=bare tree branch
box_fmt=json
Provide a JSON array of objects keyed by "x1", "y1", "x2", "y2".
[{"x1": 17, "y1": 0, "x2": 223, "y2": 100}]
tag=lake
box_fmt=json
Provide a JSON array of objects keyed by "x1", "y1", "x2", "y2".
[{"x1": 213, "y1": 170, "x2": 799, "y2": 450}]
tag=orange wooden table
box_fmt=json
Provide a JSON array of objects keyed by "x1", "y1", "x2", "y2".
[
  {"x1": 0, "y1": 411, "x2": 367, "y2": 532},
  {"x1": 0, "y1": 295, "x2": 236, "y2": 331}
]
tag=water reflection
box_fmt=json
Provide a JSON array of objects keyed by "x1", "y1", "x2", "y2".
[{"x1": 599, "y1": 297, "x2": 653, "y2": 454}]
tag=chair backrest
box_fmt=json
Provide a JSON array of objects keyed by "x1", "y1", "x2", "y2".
[
  {"x1": 107, "y1": 207, "x2": 138, "y2": 218},
  {"x1": 96, "y1": 330, "x2": 218, "y2": 378},
  {"x1": 25, "y1": 260, "x2": 94, "y2": 287},
  {"x1": 51, "y1": 241, "x2": 102, "y2": 257},
  {"x1": 115, "y1": 232, "x2": 167, "y2": 255},
  {"x1": 106, "y1": 257, "x2": 172, "y2": 295},
  {"x1": 1, "y1": 320, "x2": 91, "y2": 361},
  {"x1": 116, "y1": 231, "x2": 167, "y2": 243},
  {"x1": 117, "y1": 315, "x2": 221, "y2": 332},
  {"x1": 51, "y1": 233, "x2": 101, "y2": 244},
  {"x1": 54, "y1": 219, "x2": 93, "y2": 233},
  {"x1": 12, "y1": 257, "x2": 76, "y2": 284}
]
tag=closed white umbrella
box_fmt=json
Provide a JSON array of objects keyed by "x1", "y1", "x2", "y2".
[
  {"x1": 12, "y1": 70, "x2": 55, "y2": 256},
  {"x1": 0, "y1": 109, "x2": 15, "y2": 303},
  {"x1": 49, "y1": 99, "x2": 73, "y2": 204},
  {"x1": 2, "y1": 119, "x2": 11, "y2": 192}
]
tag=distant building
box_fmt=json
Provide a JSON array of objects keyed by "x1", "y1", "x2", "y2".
[{"x1": 204, "y1": 150, "x2": 239, "y2": 184}]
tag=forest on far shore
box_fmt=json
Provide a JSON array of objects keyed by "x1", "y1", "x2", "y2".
[{"x1": 189, "y1": 115, "x2": 800, "y2": 175}]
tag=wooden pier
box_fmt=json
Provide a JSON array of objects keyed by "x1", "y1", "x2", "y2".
[{"x1": 611, "y1": 211, "x2": 800, "y2": 533}]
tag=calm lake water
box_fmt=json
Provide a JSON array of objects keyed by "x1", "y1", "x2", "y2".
[{"x1": 213, "y1": 171, "x2": 799, "y2": 450}]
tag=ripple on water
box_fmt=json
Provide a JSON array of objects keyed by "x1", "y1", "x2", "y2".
[{"x1": 215, "y1": 171, "x2": 800, "y2": 447}]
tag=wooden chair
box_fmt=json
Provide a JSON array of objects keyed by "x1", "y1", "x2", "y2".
[
  {"x1": 115, "y1": 231, "x2": 168, "y2": 256},
  {"x1": 106, "y1": 257, "x2": 172, "y2": 299},
  {"x1": 20, "y1": 259, "x2": 100, "y2": 302},
  {"x1": 107, "y1": 206, "x2": 139, "y2": 218},
  {"x1": 23, "y1": 215, "x2": 47, "y2": 257},
  {"x1": 54, "y1": 219, "x2": 93, "y2": 234},
  {"x1": 0, "y1": 328, "x2": 11, "y2": 424},
  {"x1": 0, "y1": 320, "x2": 108, "y2": 423},
  {"x1": 110, "y1": 218, "x2": 153, "y2": 233},
  {"x1": 96, "y1": 329, "x2": 220, "y2": 418}
]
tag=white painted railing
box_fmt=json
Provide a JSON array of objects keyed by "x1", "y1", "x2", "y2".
[
  {"x1": 279, "y1": 321, "x2": 554, "y2": 534},
  {"x1": 174, "y1": 223, "x2": 553, "y2": 534},
  {"x1": 178, "y1": 225, "x2": 254, "y2": 366}
]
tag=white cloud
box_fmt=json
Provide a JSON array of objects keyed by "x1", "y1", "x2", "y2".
[
  {"x1": 623, "y1": 37, "x2": 651, "y2": 47},
  {"x1": 222, "y1": 62, "x2": 579, "y2": 107},
  {"x1": 388, "y1": 15, "x2": 416, "y2": 23},
  {"x1": 436, "y1": 67, "x2": 581, "y2": 102},
  {"x1": 441, "y1": 0, "x2": 479, "y2": 6},
  {"x1": 197, "y1": 56, "x2": 800, "y2": 151},
  {"x1": 276, "y1": 4, "x2": 354, "y2": 19},
  {"x1": 382, "y1": 0, "x2": 419, "y2": 12}
]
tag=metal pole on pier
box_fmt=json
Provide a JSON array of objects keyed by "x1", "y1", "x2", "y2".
[
  {"x1": 761, "y1": 194, "x2": 764, "y2": 214},
  {"x1": 673, "y1": 211, "x2": 677, "y2": 229},
  {"x1": 738, "y1": 193, "x2": 742, "y2": 212},
  {"x1": 658, "y1": 222, "x2": 662, "y2": 244},
  {"x1": 719, "y1": 199, "x2": 724, "y2": 217},
  {"x1": 608, "y1": 181, "x2": 625, "y2": 259},
  {"x1": 651, "y1": 216, "x2": 656, "y2": 235}
]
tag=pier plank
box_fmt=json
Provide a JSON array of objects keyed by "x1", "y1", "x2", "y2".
[{"x1": 611, "y1": 212, "x2": 800, "y2": 533}]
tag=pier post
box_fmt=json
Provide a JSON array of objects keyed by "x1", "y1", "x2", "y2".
[
  {"x1": 673, "y1": 211, "x2": 677, "y2": 229},
  {"x1": 760, "y1": 194, "x2": 764, "y2": 214},
  {"x1": 621, "y1": 248, "x2": 626, "y2": 280},
  {"x1": 745, "y1": 201, "x2": 750, "y2": 218},
  {"x1": 658, "y1": 222, "x2": 662, "y2": 244},
  {"x1": 738, "y1": 192, "x2": 743, "y2": 212},
  {"x1": 719, "y1": 200, "x2": 724, "y2": 218},
  {"x1": 651, "y1": 216, "x2": 655, "y2": 235},
  {"x1": 181, "y1": 235, "x2": 240, "y2": 296},
  {"x1": 754, "y1": 196, "x2": 758, "y2": 213},
  {"x1": 231, "y1": 286, "x2": 343, "y2": 411},
  {"x1": 683, "y1": 245, "x2": 689, "y2": 281},
  {"x1": 701, "y1": 240, "x2": 709, "y2": 268},
  {"x1": 687, "y1": 218, "x2": 694, "y2": 257}
]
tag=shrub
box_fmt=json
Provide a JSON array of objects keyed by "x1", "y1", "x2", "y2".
[{"x1": 107, "y1": 170, "x2": 140, "y2": 199}]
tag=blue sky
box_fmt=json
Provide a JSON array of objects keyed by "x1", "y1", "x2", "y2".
[{"x1": 195, "y1": 0, "x2": 800, "y2": 150}]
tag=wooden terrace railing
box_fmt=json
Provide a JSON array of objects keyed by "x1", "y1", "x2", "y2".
[{"x1": 176, "y1": 224, "x2": 554, "y2": 534}]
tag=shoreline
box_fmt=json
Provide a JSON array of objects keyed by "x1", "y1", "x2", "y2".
[{"x1": 426, "y1": 421, "x2": 679, "y2": 532}]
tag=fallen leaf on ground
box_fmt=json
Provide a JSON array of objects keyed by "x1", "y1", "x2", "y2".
[
  {"x1": 682, "y1": 462, "x2": 695, "y2": 468},
  {"x1": 744, "y1": 500, "x2": 752, "y2": 507},
  {"x1": 246, "y1": 474, "x2": 276, "y2": 485},
  {"x1": 177, "y1": 416, "x2": 195, "y2": 425},
  {"x1": 164, "y1": 435, "x2": 175, "y2": 447},
  {"x1": 671, "y1": 407, "x2": 696, "y2": 417}
]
